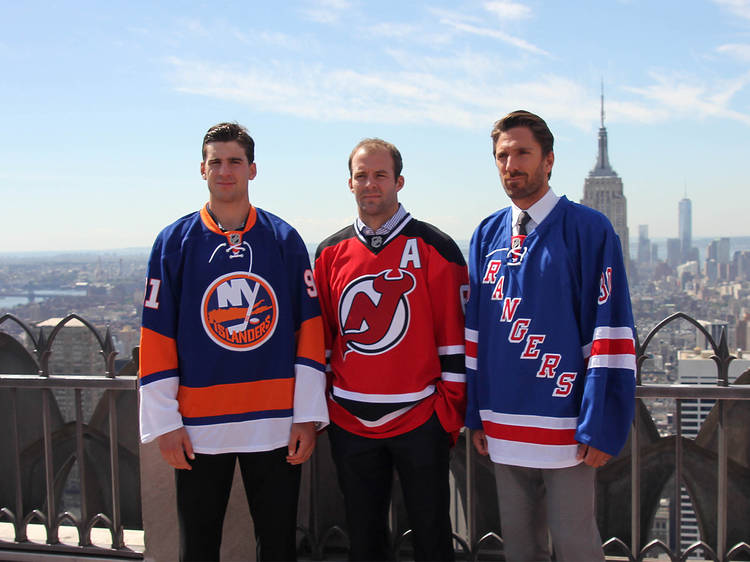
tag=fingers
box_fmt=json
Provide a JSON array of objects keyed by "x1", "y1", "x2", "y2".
[
  {"x1": 286, "y1": 422, "x2": 317, "y2": 465},
  {"x1": 471, "y1": 429, "x2": 489, "y2": 456},
  {"x1": 158, "y1": 427, "x2": 194, "y2": 470},
  {"x1": 577, "y1": 443, "x2": 612, "y2": 468}
]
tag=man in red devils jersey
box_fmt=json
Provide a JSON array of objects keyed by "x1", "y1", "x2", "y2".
[
  {"x1": 314, "y1": 138, "x2": 468, "y2": 561},
  {"x1": 465, "y1": 111, "x2": 635, "y2": 561},
  {"x1": 139, "y1": 123, "x2": 328, "y2": 561}
]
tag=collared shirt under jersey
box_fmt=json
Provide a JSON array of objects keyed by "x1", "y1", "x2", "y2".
[
  {"x1": 511, "y1": 188, "x2": 560, "y2": 235},
  {"x1": 356, "y1": 203, "x2": 408, "y2": 236}
]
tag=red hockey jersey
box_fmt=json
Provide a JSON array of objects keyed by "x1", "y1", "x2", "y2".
[{"x1": 314, "y1": 213, "x2": 468, "y2": 439}]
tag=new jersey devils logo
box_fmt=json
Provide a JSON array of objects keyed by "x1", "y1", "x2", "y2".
[
  {"x1": 201, "y1": 272, "x2": 278, "y2": 351},
  {"x1": 338, "y1": 269, "x2": 416, "y2": 357}
]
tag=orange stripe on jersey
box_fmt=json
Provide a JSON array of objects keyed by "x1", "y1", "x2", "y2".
[
  {"x1": 177, "y1": 378, "x2": 294, "y2": 418},
  {"x1": 296, "y1": 316, "x2": 325, "y2": 364},
  {"x1": 200, "y1": 204, "x2": 258, "y2": 236},
  {"x1": 139, "y1": 327, "x2": 178, "y2": 378},
  {"x1": 590, "y1": 338, "x2": 635, "y2": 356}
]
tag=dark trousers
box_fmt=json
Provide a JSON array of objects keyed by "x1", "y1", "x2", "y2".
[
  {"x1": 175, "y1": 447, "x2": 301, "y2": 562},
  {"x1": 328, "y1": 414, "x2": 454, "y2": 562}
]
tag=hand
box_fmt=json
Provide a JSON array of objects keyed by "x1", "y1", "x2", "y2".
[
  {"x1": 286, "y1": 422, "x2": 317, "y2": 465},
  {"x1": 157, "y1": 427, "x2": 194, "y2": 470},
  {"x1": 576, "y1": 443, "x2": 612, "y2": 468},
  {"x1": 471, "y1": 429, "x2": 489, "y2": 456}
]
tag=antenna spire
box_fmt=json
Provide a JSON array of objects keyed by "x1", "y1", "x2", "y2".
[{"x1": 600, "y1": 79, "x2": 605, "y2": 128}]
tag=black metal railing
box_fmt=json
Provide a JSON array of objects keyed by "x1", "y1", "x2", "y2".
[
  {"x1": 2, "y1": 311, "x2": 750, "y2": 561},
  {"x1": 298, "y1": 312, "x2": 750, "y2": 561},
  {"x1": 0, "y1": 313, "x2": 142, "y2": 559}
]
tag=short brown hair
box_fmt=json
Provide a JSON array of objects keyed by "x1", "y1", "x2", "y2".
[
  {"x1": 348, "y1": 138, "x2": 403, "y2": 177},
  {"x1": 491, "y1": 110, "x2": 554, "y2": 157},
  {"x1": 202, "y1": 122, "x2": 255, "y2": 163}
]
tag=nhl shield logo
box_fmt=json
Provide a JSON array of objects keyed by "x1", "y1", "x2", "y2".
[
  {"x1": 507, "y1": 235, "x2": 528, "y2": 265},
  {"x1": 201, "y1": 272, "x2": 278, "y2": 351}
]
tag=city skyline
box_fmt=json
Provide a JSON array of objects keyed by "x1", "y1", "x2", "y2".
[{"x1": 2, "y1": 1, "x2": 750, "y2": 253}]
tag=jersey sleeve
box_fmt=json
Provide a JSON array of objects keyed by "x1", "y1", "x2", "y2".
[
  {"x1": 427, "y1": 238, "x2": 469, "y2": 435},
  {"x1": 139, "y1": 234, "x2": 184, "y2": 443},
  {"x1": 313, "y1": 245, "x2": 336, "y2": 390},
  {"x1": 286, "y1": 229, "x2": 329, "y2": 428},
  {"x1": 464, "y1": 226, "x2": 483, "y2": 430},
  {"x1": 574, "y1": 223, "x2": 636, "y2": 456}
]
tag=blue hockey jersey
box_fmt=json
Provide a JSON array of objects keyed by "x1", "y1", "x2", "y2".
[
  {"x1": 465, "y1": 196, "x2": 635, "y2": 468},
  {"x1": 139, "y1": 204, "x2": 328, "y2": 454}
]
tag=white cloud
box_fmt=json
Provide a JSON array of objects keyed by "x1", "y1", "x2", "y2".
[
  {"x1": 712, "y1": 0, "x2": 750, "y2": 20},
  {"x1": 484, "y1": 1, "x2": 532, "y2": 20},
  {"x1": 165, "y1": 55, "x2": 605, "y2": 131},
  {"x1": 625, "y1": 71, "x2": 750, "y2": 126},
  {"x1": 439, "y1": 17, "x2": 549, "y2": 56},
  {"x1": 717, "y1": 43, "x2": 750, "y2": 61},
  {"x1": 300, "y1": 0, "x2": 353, "y2": 24}
]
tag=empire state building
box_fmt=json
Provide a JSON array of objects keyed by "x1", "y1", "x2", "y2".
[{"x1": 580, "y1": 92, "x2": 630, "y2": 275}]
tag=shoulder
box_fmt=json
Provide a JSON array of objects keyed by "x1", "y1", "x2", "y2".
[
  {"x1": 558, "y1": 198, "x2": 616, "y2": 235},
  {"x1": 403, "y1": 218, "x2": 465, "y2": 266},
  {"x1": 472, "y1": 208, "x2": 510, "y2": 241},
  {"x1": 253, "y1": 207, "x2": 298, "y2": 238},
  {"x1": 152, "y1": 211, "x2": 202, "y2": 253},
  {"x1": 315, "y1": 224, "x2": 356, "y2": 260}
]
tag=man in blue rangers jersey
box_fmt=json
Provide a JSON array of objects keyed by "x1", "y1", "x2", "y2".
[
  {"x1": 139, "y1": 122, "x2": 328, "y2": 561},
  {"x1": 465, "y1": 110, "x2": 635, "y2": 562}
]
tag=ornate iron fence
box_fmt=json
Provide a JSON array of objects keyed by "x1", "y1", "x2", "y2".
[
  {"x1": 0, "y1": 313, "x2": 142, "y2": 559},
  {"x1": 2, "y1": 311, "x2": 750, "y2": 561}
]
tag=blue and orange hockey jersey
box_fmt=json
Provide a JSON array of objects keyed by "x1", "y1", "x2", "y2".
[
  {"x1": 465, "y1": 196, "x2": 636, "y2": 468},
  {"x1": 139, "y1": 204, "x2": 328, "y2": 454}
]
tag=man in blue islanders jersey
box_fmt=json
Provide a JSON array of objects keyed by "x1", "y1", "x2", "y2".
[
  {"x1": 465, "y1": 111, "x2": 635, "y2": 562},
  {"x1": 315, "y1": 139, "x2": 468, "y2": 561},
  {"x1": 139, "y1": 123, "x2": 328, "y2": 562}
]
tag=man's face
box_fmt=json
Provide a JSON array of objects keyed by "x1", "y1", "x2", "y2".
[
  {"x1": 201, "y1": 141, "x2": 256, "y2": 206},
  {"x1": 349, "y1": 147, "x2": 404, "y2": 227},
  {"x1": 494, "y1": 126, "x2": 554, "y2": 209}
]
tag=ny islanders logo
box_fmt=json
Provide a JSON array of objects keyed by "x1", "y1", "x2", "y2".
[
  {"x1": 338, "y1": 269, "x2": 416, "y2": 357},
  {"x1": 201, "y1": 272, "x2": 278, "y2": 351}
]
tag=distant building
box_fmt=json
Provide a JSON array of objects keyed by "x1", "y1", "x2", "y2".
[
  {"x1": 667, "y1": 238, "x2": 681, "y2": 268},
  {"x1": 677, "y1": 349, "x2": 750, "y2": 552},
  {"x1": 35, "y1": 317, "x2": 107, "y2": 420},
  {"x1": 735, "y1": 315, "x2": 749, "y2": 353},
  {"x1": 580, "y1": 89, "x2": 630, "y2": 275},
  {"x1": 679, "y1": 197, "x2": 692, "y2": 264},
  {"x1": 638, "y1": 225, "x2": 651, "y2": 264},
  {"x1": 695, "y1": 320, "x2": 729, "y2": 350},
  {"x1": 734, "y1": 250, "x2": 750, "y2": 281}
]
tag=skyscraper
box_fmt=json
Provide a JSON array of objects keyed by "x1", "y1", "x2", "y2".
[
  {"x1": 638, "y1": 225, "x2": 651, "y2": 265},
  {"x1": 581, "y1": 87, "x2": 630, "y2": 274},
  {"x1": 679, "y1": 197, "x2": 692, "y2": 264}
]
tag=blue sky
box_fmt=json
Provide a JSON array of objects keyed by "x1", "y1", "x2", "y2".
[{"x1": 2, "y1": 0, "x2": 749, "y2": 253}]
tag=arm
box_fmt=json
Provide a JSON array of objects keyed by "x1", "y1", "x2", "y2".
[
  {"x1": 287, "y1": 229, "x2": 328, "y2": 460},
  {"x1": 139, "y1": 236, "x2": 186, "y2": 453},
  {"x1": 464, "y1": 227, "x2": 484, "y2": 431},
  {"x1": 427, "y1": 237, "x2": 469, "y2": 435},
  {"x1": 574, "y1": 221, "x2": 636, "y2": 459}
]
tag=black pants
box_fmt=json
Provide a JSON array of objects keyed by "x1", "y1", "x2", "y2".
[
  {"x1": 175, "y1": 447, "x2": 301, "y2": 562},
  {"x1": 328, "y1": 414, "x2": 454, "y2": 561}
]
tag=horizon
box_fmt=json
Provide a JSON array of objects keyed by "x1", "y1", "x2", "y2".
[{"x1": 2, "y1": 1, "x2": 750, "y2": 252}]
